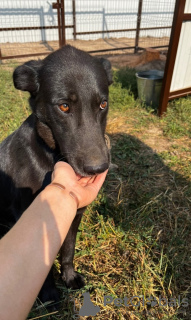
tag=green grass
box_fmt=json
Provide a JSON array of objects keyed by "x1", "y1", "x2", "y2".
[
  {"x1": 0, "y1": 63, "x2": 191, "y2": 320},
  {"x1": 161, "y1": 98, "x2": 191, "y2": 138},
  {"x1": 0, "y1": 66, "x2": 30, "y2": 141}
]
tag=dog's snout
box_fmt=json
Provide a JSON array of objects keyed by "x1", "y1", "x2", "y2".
[{"x1": 84, "y1": 163, "x2": 108, "y2": 175}]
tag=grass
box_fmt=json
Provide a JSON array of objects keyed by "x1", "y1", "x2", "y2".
[
  {"x1": 0, "y1": 63, "x2": 191, "y2": 320},
  {"x1": 0, "y1": 64, "x2": 30, "y2": 140}
]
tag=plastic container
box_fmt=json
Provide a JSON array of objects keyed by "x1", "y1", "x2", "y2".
[{"x1": 136, "y1": 70, "x2": 164, "y2": 109}]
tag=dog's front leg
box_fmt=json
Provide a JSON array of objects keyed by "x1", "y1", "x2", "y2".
[{"x1": 61, "y1": 208, "x2": 86, "y2": 289}]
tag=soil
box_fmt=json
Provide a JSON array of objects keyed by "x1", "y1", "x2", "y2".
[{"x1": 1, "y1": 36, "x2": 167, "y2": 71}]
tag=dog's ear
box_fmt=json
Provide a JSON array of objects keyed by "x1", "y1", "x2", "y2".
[
  {"x1": 13, "y1": 60, "x2": 42, "y2": 94},
  {"x1": 99, "y1": 58, "x2": 113, "y2": 85}
]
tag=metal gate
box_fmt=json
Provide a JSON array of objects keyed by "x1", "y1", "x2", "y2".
[
  {"x1": 0, "y1": 0, "x2": 73, "y2": 60},
  {"x1": 0, "y1": 0, "x2": 175, "y2": 61}
]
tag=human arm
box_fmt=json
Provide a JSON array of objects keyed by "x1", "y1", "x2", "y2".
[{"x1": 0, "y1": 162, "x2": 107, "y2": 320}]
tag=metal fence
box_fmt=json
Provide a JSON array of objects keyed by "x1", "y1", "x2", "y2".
[{"x1": 0, "y1": 0, "x2": 176, "y2": 60}]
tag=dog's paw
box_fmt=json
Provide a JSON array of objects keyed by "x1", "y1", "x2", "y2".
[
  {"x1": 62, "y1": 270, "x2": 85, "y2": 289},
  {"x1": 38, "y1": 286, "x2": 60, "y2": 310}
]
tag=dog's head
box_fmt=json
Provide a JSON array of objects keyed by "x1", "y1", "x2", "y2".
[{"x1": 13, "y1": 45, "x2": 112, "y2": 176}]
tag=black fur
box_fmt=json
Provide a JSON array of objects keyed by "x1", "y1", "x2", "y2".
[{"x1": 0, "y1": 45, "x2": 112, "y2": 304}]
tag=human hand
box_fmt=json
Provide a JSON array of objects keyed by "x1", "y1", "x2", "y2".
[{"x1": 51, "y1": 162, "x2": 108, "y2": 208}]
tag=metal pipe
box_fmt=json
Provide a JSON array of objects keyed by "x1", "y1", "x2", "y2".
[
  {"x1": 60, "y1": 0, "x2": 66, "y2": 46},
  {"x1": 0, "y1": 25, "x2": 171, "y2": 33},
  {"x1": 88, "y1": 46, "x2": 135, "y2": 54},
  {"x1": 72, "y1": 0, "x2": 76, "y2": 40},
  {"x1": 75, "y1": 26, "x2": 171, "y2": 36},
  {"x1": 135, "y1": 0, "x2": 143, "y2": 53}
]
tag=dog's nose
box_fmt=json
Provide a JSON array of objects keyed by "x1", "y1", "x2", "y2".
[{"x1": 84, "y1": 162, "x2": 108, "y2": 175}]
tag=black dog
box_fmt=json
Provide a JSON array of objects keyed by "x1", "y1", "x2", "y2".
[{"x1": 0, "y1": 45, "x2": 112, "y2": 304}]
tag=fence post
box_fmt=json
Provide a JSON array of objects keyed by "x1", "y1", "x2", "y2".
[
  {"x1": 72, "y1": 0, "x2": 76, "y2": 40},
  {"x1": 52, "y1": 0, "x2": 66, "y2": 47},
  {"x1": 0, "y1": 48, "x2": 2, "y2": 63},
  {"x1": 134, "y1": 0, "x2": 143, "y2": 53},
  {"x1": 158, "y1": 0, "x2": 186, "y2": 116},
  {"x1": 60, "y1": 0, "x2": 66, "y2": 46}
]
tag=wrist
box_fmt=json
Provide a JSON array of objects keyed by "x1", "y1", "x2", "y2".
[
  {"x1": 41, "y1": 184, "x2": 78, "y2": 215},
  {"x1": 49, "y1": 182, "x2": 79, "y2": 208}
]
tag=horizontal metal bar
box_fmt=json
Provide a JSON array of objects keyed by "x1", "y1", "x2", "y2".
[
  {"x1": 0, "y1": 25, "x2": 74, "y2": 32},
  {"x1": 150, "y1": 45, "x2": 169, "y2": 49},
  {"x1": 183, "y1": 13, "x2": 191, "y2": 20},
  {"x1": 0, "y1": 25, "x2": 171, "y2": 33},
  {"x1": 0, "y1": 52, "x2": 50, "y2": 60},
  {"x1": 76, "y1": 25, "x2": 172, "y2": 35},
  {"x1": 88, "y1": 46, "x2": 136, "y2": 54},
  {"x1": 140, "y1": 26, "x2": 172, "y2": 31},
  {"x1": 137, "y1": 45, "x2": 169, "y2": 51},
  {"x1": 169, "y1": 87, "x2": 191, "y2": 100},
  {"x1": 1, "y1": 43, "x2": 170, "y2": 60}
]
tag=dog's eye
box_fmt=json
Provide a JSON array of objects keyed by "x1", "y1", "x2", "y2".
[
  {"x1": 59, "y1": 103, "x2": 69, "y2": 113},
  {"x1": 100, "y1": 101, "x2": 107, "y2": 110}
]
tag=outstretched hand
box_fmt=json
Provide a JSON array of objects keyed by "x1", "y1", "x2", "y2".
[{"x1": 51, "y1": 162, "x2": 108, "y2": 208}]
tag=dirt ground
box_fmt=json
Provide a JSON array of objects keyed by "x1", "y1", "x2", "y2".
[{"x1": 1, "y1": 36, "x2": 168, "y2": 70}]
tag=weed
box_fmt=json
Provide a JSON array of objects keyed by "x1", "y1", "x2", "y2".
[
  {"x1": 162, "y1": 97, "x2": 191, "y2": 138},
  {"x1": 114, "y1": 67, "x2": 138, "y2": 98}
]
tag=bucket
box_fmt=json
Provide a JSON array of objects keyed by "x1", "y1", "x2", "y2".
[{"x1": 135, "y1": 70, "x2": 164, "y2": 109}]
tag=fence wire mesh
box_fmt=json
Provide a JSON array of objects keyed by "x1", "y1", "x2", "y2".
[
  {"x1": 139, "y1": 0, "x2": 175, "y2": 49},
  {"x1": 0, "y1": 0, "x2": 176, "y2": 60},
  {"x1": 0, "y1": 0, "x2": 60, "y2": 58}
]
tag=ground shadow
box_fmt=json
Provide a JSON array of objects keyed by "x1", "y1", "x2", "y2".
[
  {"x1": 1, "y1": 133, "x2": 190, "y2": 319},
  {"x1": 28, "y1": 132, "x2": 190, "y2": 319},
  {"x1": 86, "y1": 132, "x2": 191, "y2": 318}
]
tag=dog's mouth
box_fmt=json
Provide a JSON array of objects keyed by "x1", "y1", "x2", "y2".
[
  {"x1": 60, "y1": 135, "x2": 111, "y2": 178},
  {"x1": 74, "y1": 168, "x2": 104, "y2": 179},
  {"x1": 76, "y1": 173, "x2": 90, "y2": 180},
  {"x1": 76, "y1": 173, "x2": 97, "y2": 182}
]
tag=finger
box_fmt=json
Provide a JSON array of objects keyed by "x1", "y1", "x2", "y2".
[
  {"x1": 55, "y1": 161, "x2": 72, "y2": 170},
  {"x1": 77, "y1": 175, "x2": 94, "y2": 186},
  {"x1": 88, "y1": 175, "x2": 97, "y2": 183},
  {"x1": 76, "y1": 174, "x2": 82, "y2": 181},
  {"x1": 80, "y1": 170, "x2": 108, "y2": 206},
  {"x1": 80, "y1": 184, "x2": 99, "y2": 206},
  {"x1": 90, "y1": 169, "x2": 108, "y2": 192},
  {"x1": 53, "y1": 161, "x2": 77, "y2": 182}
]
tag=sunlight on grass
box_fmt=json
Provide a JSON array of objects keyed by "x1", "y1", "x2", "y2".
[
  {"x1": 0, "y1": 67, "x2": 30, "y2": 142},
  {"x1": 162, "y1": 98, "x2": 191, "y2": 138}
]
